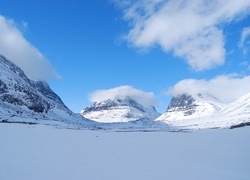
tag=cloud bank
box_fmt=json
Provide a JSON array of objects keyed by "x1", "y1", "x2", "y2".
[
  {"x1": 168, "y1": 74, "x2": 250, "y2": 103},
  {"x1": 89, "y1": 85, "x2": 159, "y2": 107},
  {"x1": 113, "y1": 0, "x2": 250, "y2": 71},
  {"x1": 0, "y1": 15, "x2": 58, "y2": 81}
]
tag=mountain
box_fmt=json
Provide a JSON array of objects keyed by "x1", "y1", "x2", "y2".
[
  {"x1": 80, "y1": 98, "x2": 161, "y2": 123},
  {"x1": 0, "y1": 54, "x2": 85, "y2": 125},
  {"x1": 156, "y1": 92, "x2": 250, "y2": 129},
  {"x1": 157, "y1": 93, "x2": 224, "y2": 121}
]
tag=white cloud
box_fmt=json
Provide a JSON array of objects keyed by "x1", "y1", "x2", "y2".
[
  {"x1": 89, "y1": 85, "x2": 159, "y2": 107},
  {"x1": 0, "y1": 15, "x2": 58, "y2": 81},
  {"x1": 168, "y1": 74, "x2": 250, "y2": 103},
  {"x1": 113, "y1": 0, "x2": 250, "y2": 71},
  {"x1": 239, "y1": 27, "x2": 250, "y2": 54}
]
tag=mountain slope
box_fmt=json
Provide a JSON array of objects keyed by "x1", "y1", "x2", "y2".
[
  {"x1": 156, "y1": 92, "x2": 250, "y2": 129},
  {"x1": 216, "y1": 92, "x2": 250, "y2": 128},
  {"x1": 80, "y1": 98, "x2": 160, "y2": 123},
  {"x1": 0, "y1": 54, "x2": 85, "y2": 125}
]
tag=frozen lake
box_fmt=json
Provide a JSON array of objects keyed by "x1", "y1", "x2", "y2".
[{"x1": 0, "y1": 123, "x2": 249, "y2": 180}]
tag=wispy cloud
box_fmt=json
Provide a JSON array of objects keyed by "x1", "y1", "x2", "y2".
[
  {"x1": 21, "y1": 20, "x2": 28, "y2": 30},
  {"x1": 240, "y1": 61, "x2": 250, "y2": 70},
  {"x1": 168, "y1": 74, "x2": 250, "y2": 103},
  {"x1": 113, "y1": 0, "x2": 250, "y2": 71},
  {"x1": 239, "y1": 27, "x2": 250, "y2": 55},
  {"x1": 89, "y1": 85, "x2": 159, "y2": 107},
  {"x1": 0, "y1": 15, "x2": 58, "y2": 81}
]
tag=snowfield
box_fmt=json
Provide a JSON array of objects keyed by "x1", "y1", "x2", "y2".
[{"x1": 1, "y1": 123, "x2": 249, "y2": 180}]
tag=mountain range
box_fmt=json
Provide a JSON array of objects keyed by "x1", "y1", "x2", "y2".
[{"x1": 1, "y1": 54, "x2": 250, "y2": 130}]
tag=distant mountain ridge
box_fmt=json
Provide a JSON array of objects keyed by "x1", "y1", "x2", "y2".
[{"x1": 80, "y1": 98, "x2": 160, "y2": 123}]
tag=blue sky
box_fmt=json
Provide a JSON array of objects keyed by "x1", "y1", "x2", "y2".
[{"x1": 1, "y1": 0, "x2": 250, "y2": 113}]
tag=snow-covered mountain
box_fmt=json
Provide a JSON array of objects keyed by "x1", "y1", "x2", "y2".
[
  {"x1": 1, "y1": 53, "x2": 249, "y2": 130},
  {"x1": 156, "y1": 92, "x2": 250, "y2": 129},
  {"x1": 157, "y1": 93, "x2": 224, "y2": 121},
  {"x1": 0, "y1": 54, "x2": 86, "y2": 125},
  {"x1": 80, "y1": 98, "x2": 160, "y2": 123}
]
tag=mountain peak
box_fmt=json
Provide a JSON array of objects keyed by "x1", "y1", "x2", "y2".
[
  {"x1": 157, "y1": 93, "x2": 224, "y2": 122},
  {"x1": 167, "y1": 94, "x2": 197, "y2": 115},
  {"x1": 80, "y1": 98, "x2": 160, "y2": 123}
]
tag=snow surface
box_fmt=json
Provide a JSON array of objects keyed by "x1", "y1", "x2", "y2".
[{"x1": 1, "y1": 123, "x2": 250, "y2": 180}]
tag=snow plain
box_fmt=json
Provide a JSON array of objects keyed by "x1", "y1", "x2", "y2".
[{"x1": 1, "y1": 123, "x2": 250, "y2": 180}]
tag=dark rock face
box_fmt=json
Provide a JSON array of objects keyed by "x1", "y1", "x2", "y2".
[
  {"x1": 167, "y1": 94, "x2": 197, "y2": 116},
  {"x1": 0, "y1": 80, "x2": 7, "y2": 93},
  {"x1": 0, "y1": 94, "x2": 23, "y2": 106},
  {"x1": 230, "y1": 122, "x2": 250, "y2": 129},
  {"x1": 82, "y1": 98, "x2": 146, "y2": 114},
  {"x1": 0, "y1": 82, "x2": 51, "y2": 113}
]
